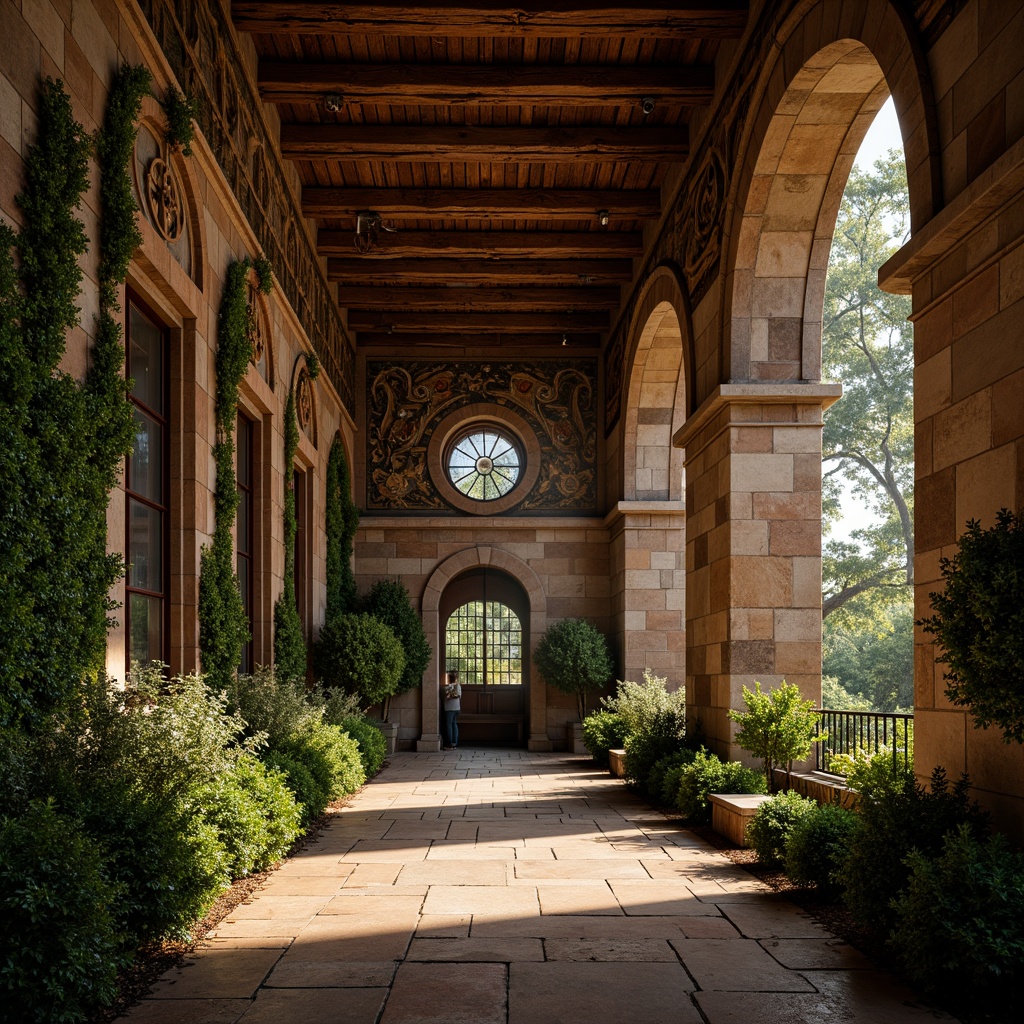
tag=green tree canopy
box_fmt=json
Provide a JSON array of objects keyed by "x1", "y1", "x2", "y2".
[
  {"x1": 534, "y1": 618, "x2": 612, "y2": 720},
  {"x1": 822, "y1": 150, "x2": 913, "y2": 618}
]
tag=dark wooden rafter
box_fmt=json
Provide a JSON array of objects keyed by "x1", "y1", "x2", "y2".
[
  {"x1": 260, "y1": 63, "x2": 714, "y2": 106},
  {"x1": 279, "y1": 124, "x2": 688, "y2": 162},
  {"x1": 336, "y1": 285, "x2": 621, "y2": 310},
  {"x1": 356, "y1": 332, "x2": 602, "y2": 347},
  {"x1": 317, "y1": 230, "x2": 643, "y2": 257},
  {"x1": 304, "y1": 187, "x2": 661, "y2": 220},
  {"x1": 232, "y1": 2, "x2": 749, "y2": 38},
  {"x1": 350, "y1": 310, "x2": 610, "y2": 332},
  {"x1": 328, "y1": 257, "x2": 634, "y2": 283}
]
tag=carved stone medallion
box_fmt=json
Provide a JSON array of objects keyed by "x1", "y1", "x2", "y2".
[{"x1": 145, "y1": 156, "x2": 185, "y2": 242}]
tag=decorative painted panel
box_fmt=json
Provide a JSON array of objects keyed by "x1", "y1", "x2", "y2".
[{"x1": 367, "y1": 360, "x2": 597, "y2": 514}]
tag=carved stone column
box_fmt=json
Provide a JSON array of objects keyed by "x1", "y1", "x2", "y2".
[{"x1": 673, "y1": 383, "x2": 841, "y2": 762}]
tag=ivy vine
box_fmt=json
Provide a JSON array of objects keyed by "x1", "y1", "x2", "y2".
[
  {"x1": 161, "y1": 86, "x2": 197, "y2": 156},
  {"x1": 325, "y1": 435, "x2": 359, "y2": 620},
  {"x1": 253, "y1": 254, "x2": 274, "y2": 295},
  {"x1": 273, "y1": 382, "x2": 307, "y2": 680},
  {"x1": 0, "y1": 73, "x2": 143, "y2": 727},
  {"x1": 198, "y1": 258, "x2": 255, "y2": 689}
]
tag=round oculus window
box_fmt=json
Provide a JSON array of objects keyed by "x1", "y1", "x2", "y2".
[{"x1": 446, "y1": 428, "x2": 522, "y2": 501}]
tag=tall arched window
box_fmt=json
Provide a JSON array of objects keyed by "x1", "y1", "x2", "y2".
[{"x1": 445, "y1": 600, "x2": 522, "y2": 686}]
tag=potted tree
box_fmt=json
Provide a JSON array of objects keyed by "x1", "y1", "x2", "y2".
[{"x1": 534, "y1": 618, "x2": 613, "y2": 753}]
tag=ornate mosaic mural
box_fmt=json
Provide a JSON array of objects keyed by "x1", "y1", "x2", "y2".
[{"x1": 367, "y1": 360, "x2": 597, "y2": 513}]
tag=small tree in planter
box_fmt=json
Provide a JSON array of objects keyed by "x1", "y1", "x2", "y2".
[
  {"x1": 728, "y1": 681, "x2": 825, "y2": 793},
  {"x1": 920, "y1": 509, "x2": 1024, "y2": 743},
  {"x1": 534, "y1": 618, "x2": 612, "y2": 720},
  {"x1": 313, "y1": 613, "x2": 405, "y2": 711},
  {"x1": 361, "y1": 579, "x2": 431, "y2": 722}
]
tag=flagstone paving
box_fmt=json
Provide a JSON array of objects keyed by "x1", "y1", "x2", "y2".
[{"x1": 119, "y1": 750, "x2": 958, "y2": 1024}]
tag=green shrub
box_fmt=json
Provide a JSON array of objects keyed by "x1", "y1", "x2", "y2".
[
  {"x1": 535, "y1": 618, "x2": 613, "y2": 719},
  {"x1": 602, "y1": 669, "x2": 684, "y2": 739},
  {"x1": 746, "y1": 790, "x2": 817, "y2": 867},
  {"x1": 623, "y1": 712, "x2": 687, "y2": 792},
  {"x1": 728, "y1": 680, "x2": 823, "y2": 792},
  {"x1": 581, "y1": 710, "x2": 627, "y2": 768},
  {"x1": 841, "y1": 766, "x2": 989, "y2": 933},
  {"x1": 336, "y1": 715, "x2": 387, "y2": 777},
  {"x1": 919, "y1": 508, "x2": 1024, "y2": 742},
  {"x1": 230, "y1": 666, "x2": 320, "y2": 747},
  {"x1": 784, "y1": 801, "x2": 858, "y2": 894},
  {"x1": 280, "y1": 723, "x2": 365, "y2": 805},
  {"x1": 200, "y1": 753, "x2": 301, "y2": 877},
  {"x1": 893, "y1": 825, "x2": 1024, "y2": 1012},
  {"x1": 263, "y1": 750, "x2": 322, "y2": 826},
  {"x1": 0, "y1": 801, "x2": 125, "y2": 1023},
  {"x1": 675, "y1": 750, "x2": 767, "y2": 823},
  {"x1": 313, "y1": 612, "x2": 405, "y2": 709},
  {"x1": 651, "y1": 748, "x2": 699, "y2": 806},
  {"x1": 361, "y1": 578, "x2": 431, "y2": 706}
]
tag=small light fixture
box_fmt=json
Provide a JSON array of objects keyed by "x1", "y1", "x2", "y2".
[
  {"x1": 354, "y1": 210, "x2": 397, "y2": 253},
  {"x1": 640, "y1": 96, "x2": 655, "y2": 115},
  {"x1": 324, "y1": 93, "x2": 343, "y2": 112},
  {"x1": 561, "y1": 335, "x2": 568, "y2": 346},
  {"x1": 597, "y1": 209, "x2": 610, "y2": 227},
  {"x1": 578, "y1": 274, "x2": 594, "y2": 285}
]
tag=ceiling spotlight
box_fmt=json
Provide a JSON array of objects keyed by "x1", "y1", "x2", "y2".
[
  {"x1": 561, "y1": 335, "x2": 568, "y2": 346},
  {"x1": 324, "y1": 93, "x2": 343, "y2": 112},
  {"x1": 597, "y1": 209, "x2": 610, "y2": 227},
  {"x1": 640, "y1": 96, "x2": 655, "y2": 115}
]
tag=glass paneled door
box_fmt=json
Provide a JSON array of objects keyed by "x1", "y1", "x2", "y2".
[{"x1": 441, "y1": 569, "x2": 528, "y2": 746}]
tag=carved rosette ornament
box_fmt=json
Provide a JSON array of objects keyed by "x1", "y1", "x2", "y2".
[
  {"x1": 245, "y1": 278, "x2": 267, "y2": 367},
  {"x1": 296, "y1": 368, "x2": 314, "y2": 436},
  {"x1": 145, "y1": 156, "x2": 185, "y2": 242}
]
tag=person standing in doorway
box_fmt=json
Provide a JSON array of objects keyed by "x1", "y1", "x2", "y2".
[{"x1": 441, "y1": 669, "x2": 461, "y2": 750}]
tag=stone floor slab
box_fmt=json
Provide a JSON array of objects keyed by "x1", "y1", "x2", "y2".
[
  {"x1": 512, "y1": 859, "x2": 648, "y2": 880},
  {"x1": 237, "y1": 987, "x2": 388, "y2": 1023},
  {"x1": 537, "y1": 883, "x2": 623, "y2": 915},
  {"x1": 149, "y1": 948, "x2": 284, "y2": 1000},
  {"x1": 760, "y1": 938, "x2": 874, "y2": 971},
  {"x1": 509, "y1": 962, "x2": 701, "y2": 1024},
  {"x1": 122, "y1": 999, "x2": 248, "y2": 1023},
  {"x1": 380, "y1": 962, "x2": 507, "y2": 1024},
  {"x1": 397, "y1": 859, "x2": 509, "y2": 886},
  {"x1": 406, "y1": 937, "x2": 545, "y2": 962},
  {"x1": 265, "y1": 959, "x2": 398, "y2": 988},
  {"x1": 717, "y1": 900, "x2": 831, "y2": 939},
  {"x1": 543, "y1": 938, "x2": 679, "y2": 961},
  {"x1": 670, "y1": 938, "x2": 816, "y2": 992}
]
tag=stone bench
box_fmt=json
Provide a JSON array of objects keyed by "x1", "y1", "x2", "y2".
[
  {"x1": 708, "y1": 793, "x2": 773, "y2": 847},
  {"x1": 608, "y1": 748, "x2": 627, "y2": 777},
  {"x1": 459, "y1": 713, "x2": 524, "y2": 745}
]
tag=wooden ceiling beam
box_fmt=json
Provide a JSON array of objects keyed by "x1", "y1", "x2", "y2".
[
  {"x1": 327, "y1": 257, "x2": 634, "y2": 283},
  {"x1": 356, "y1": 332, "x2": 601, "y2": 348},
  {"x1": 259, "y1": 62, "x2": 714, "y2": 106},
  {"x1": 304, "y1": 187, "x2": 661, "y2": 220},
  {"x1": 232, "y1": 3, "x2": 748, "y2": 39},
  {"x1": 349, "y1": 310, "x2": 610, "y2": 332},
  {"x1": 317, "y1": 229, "x2": 642, "y2": 257},
  {"x1": 337, "y1": 285, "x2": 621, "y2": 310},
  {"x1": 280, "y1": 124, "x2": 688, "y2": 162}
]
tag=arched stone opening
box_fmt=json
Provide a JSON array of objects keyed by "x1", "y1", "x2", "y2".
[
  {"x1": 418, "y1": 546, "x2": 548, "y2": 751},
  {"x1": 678, "y1": 0, "x2": 938, "y2": 760}
]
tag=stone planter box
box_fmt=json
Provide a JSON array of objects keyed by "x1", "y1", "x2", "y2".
[
  {"x1": 708, "y1": 793, "x2": 772, "y2": 847},
  {"x1": 608, "y1": 748, "x2": 627, "y2": 777},
  {"x1": 378, "y1": 721, "x2": 399, "y2": 755},
  {"x1": 566, "y1": 721, "x2": 588, "y2": 754}
]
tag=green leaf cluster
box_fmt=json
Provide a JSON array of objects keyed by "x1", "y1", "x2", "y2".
[
  {"x1": 0, "y1": 75, "x2": 141, "y2": 728},
  {"x1": 920, "y1": 509, "x2": 1024, "y2": 742},
  {"x1": 534, "y1": 618, "x2": 613, "y2": 720},
  {"x1": 161, "y1": 86, "x2": 197, "y2": 156},
  {"x1": 674, "y1": 749, "x2": 767, "y2": 823},
  {"x1": 274, "y1": 386, "x2": 307, "y2": 679},
  {"x1": 325, "y1": 435, "x2": 359, "y2": 619},
  {"x1": 745, "y1": 789, "x2": 817, "y2": 867},
  {"x1": 728, "y1": 681, "x2": 824, "y2": 792},
  {"x1": 199, "y1": 258, "x2": 253, "y2": 689},
  {"x1": 313, "y1": 612, "x2": 405, "y2": 710},
  {"x1": 362, "y1": 578, "x2": 430, "y2": 698}
]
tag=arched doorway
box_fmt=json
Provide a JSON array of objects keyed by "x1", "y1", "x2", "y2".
[{"x1": 440, "y1": 568, "x2": 529, "y2": 747}]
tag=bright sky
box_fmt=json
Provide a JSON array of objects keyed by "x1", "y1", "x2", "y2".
[{"x1": 828, "y1": 96, "x2": 905, "y2": 544}]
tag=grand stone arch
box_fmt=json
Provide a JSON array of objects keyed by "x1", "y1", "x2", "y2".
[
  {"x1": 418, "y1": 546, "x2": 549, "y2": 751},
  {"x1": 675, "y1": 0, "x2": 940, "y2": 761}
]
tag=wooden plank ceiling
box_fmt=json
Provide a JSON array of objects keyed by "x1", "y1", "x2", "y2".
[{"x1": 234, "y1": 2, "x2": 749, "y2": 350}]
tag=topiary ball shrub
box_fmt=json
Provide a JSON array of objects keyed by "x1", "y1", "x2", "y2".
[
  {"x1": 675, "y1": 749, "x2": 767, "y2": 823},
  {"x1": 581, "y1": 710, "x2": 627, "y2": 768},
  {"x1": 361, "y1": 579, "x2": 431, "y2": 704},
  {"x1": 920, "y1": 508, "x2": 1024, "y2": 743},
  {"x1": 0, "y1": 801, "x2": 125, "y2": 1024},
  {"x1": 313, "y1": 612, "x2": 405, "y2": 710},
  {"x1": 336, "y1": 715, "x2": 387, "y2": 777},
  {"x1": 534, "y1": 618, "x2": 613, "y2": 720},
  {"x1": 893, "y1": 824, "x2": 1024, "y2": 1014},
  {"x1": 746, "y1": 790, "x2": 817, "y2": 868},
  {"x1": 784, "y1": 801, "x2": 858, "y2": 895}
]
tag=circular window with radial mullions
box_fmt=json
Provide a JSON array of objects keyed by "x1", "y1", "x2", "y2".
[{"x1": 446, "y1": 428, "x2": 522, "y2": 501}]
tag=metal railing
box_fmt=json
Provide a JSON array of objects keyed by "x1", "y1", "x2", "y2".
[{"x1": 814, "y1": 709, "x2": 913, "y2": 777}]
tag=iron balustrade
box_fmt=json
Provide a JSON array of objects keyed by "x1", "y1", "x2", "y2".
[{"x1": 814, "y1": 709, "x2": 913, "y2": 776}]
